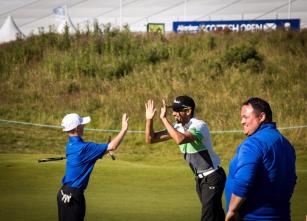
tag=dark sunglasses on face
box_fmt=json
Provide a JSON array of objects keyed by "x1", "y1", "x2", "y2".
[{"x1": 172, "y1": 107, "x2": 191, "y2": 112}]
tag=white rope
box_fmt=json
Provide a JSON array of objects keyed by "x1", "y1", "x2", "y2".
[
  {"x1": 0, "y1": 119, "x2": 143, "y2": 133},
  {"x1": 0, "y1": 119, "x2": 306, "y2": 134},
  {"x1": 297, "y1": 170, "x2": 307, "y2": 173}
]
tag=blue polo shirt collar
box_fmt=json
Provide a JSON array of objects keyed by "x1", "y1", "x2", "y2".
[{"x1": 254, "y1": 122, "x2": 276, "y2": 135}]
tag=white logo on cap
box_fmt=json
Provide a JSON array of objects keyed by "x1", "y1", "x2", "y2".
[{"x1": 174, "y1": 99, "x2": 181, "y2": 104}]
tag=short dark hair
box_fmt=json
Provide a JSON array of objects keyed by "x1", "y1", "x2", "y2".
[{"x1": 243, "y1": 97, "x2": 272, "y2": 122}]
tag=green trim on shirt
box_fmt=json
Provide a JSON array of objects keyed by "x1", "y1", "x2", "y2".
[{"x1": 179, "y1": 128, "x2": 207, "y2": 153}]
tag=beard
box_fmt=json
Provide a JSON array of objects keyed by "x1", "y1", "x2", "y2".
[{"x1": 174, "y1": 118, "x2": 181, "y2": 124}]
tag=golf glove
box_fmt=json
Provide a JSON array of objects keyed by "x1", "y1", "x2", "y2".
[{"x1": 61, "y1": 190, "x2": 72, "y2": 204}]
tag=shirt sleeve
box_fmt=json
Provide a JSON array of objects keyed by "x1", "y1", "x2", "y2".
[
  {"x1": 188, "y1": 121, "x2": 208, "y2": 142},
  {"x1": 188, "y1": 127, "x2": 204, "y2": 142},
  {"x1": 83, "y1": 142, "x2": 108, "y2": 161},
  {"x1": 232, "y1": 138, "x2": 263, "y2": 198}
]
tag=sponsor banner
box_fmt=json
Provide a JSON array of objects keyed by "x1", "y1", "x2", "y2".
[
  {"x1": 147, "y1": 23, "x2": 165, "y2": 34},
  {"x1": 173, "y1": 19, "x2": 300, "y2": 33}
]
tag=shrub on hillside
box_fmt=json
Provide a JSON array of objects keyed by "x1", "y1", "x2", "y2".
[
  {"x1": 207, "y1": 60, "x2": 223, "y2": 77},
  {"x1": 67, "y1": 82, "x2": 80, "y2": 94},
  {"x1": 196, "y1": 58, "x2": 223, "y2": 80},
  {"x1": 92, "y1": 36, "x2": 103, "y2": 55},
  {"x1": 102, "y1": 25, "x2": 136, "y2": 57},
  {"x1": 221, "y1": 44, "x2": 263, "y2": 72},
  {"x1": 24, "y1": 42, "x2": 44, "y2": 63},
  {"x1": 143, "y1": 45, "x2": 169, "y2": 64},
  {"x1": 206, "y1": 35, "x2": 217, "y2": 50},
  {"x1": 267, "y1": 30, "x2": 307, "y2": 56},
  {"x1": 57, "y1": 25, "x2": 71, "y2": 50},
  {"x1": 99, "y1": 58, "x2": 133, "y2": 79},
  {"x1": 36, "y1": 26, "x2": 58, "y2": 48},
  {"x1": 78, "y1": 62, "x2": 97, "y2": 77},
  {"x1": 90, "y1": 20, "x2": 103, "y2": 55}
]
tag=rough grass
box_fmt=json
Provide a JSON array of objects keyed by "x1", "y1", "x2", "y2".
[{"x1": 0, "y1": 29, "x2": 306, "y2": 132}]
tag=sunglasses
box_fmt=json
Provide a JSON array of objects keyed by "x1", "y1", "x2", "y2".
[{"x1": 167, "y1": 105, "x2": 191, "y2": 112}]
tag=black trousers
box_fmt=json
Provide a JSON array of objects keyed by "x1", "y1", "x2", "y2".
[
  {"x1": 57, "y1": 185, "x2": 86, "y2": 221},
  {"x1": 196, "y1": 167, "x2": 226, "y2": 221}
]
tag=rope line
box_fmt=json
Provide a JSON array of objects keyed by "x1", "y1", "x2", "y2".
[{"x1": 0, "y1": 119, "x2": 306, "y2": 134}]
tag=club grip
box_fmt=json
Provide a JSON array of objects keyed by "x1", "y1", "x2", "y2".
[{"x1": 109, "y1": 153, "x2": 116, "y2": 160}]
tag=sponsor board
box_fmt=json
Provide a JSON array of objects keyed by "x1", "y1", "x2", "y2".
[
  {"x1": 147, "y1": 23, "x2": 165, "y2": 34},
  {"x1": 173, "y1": 19, "x2": 300, "y2": 33}
]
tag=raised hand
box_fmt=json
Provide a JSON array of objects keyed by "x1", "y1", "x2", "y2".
[
  {"x1": 107, "y1": 113, "x2": 129, "y2": 152},
  {"x1": 160, "y1": 99, "x2": 167, "y2": 119},
  {"x1": 145, "y1": 99, "x2": 156, "y2": 120},
  {"x1": 121, "y1": 113, "x2": 129, "y2": 131}
]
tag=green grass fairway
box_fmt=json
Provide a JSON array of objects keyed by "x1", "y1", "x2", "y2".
[
  {"x1": 0, "y1": 154, "x2": 201, "y2": 221},
  {"x1": 0, "y1": 154, "x2": 306, "y2": 221}
]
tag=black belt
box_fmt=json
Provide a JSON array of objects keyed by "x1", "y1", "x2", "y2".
[{"x1": 62, "y1": 184, "x2": 84, "y2": 195}]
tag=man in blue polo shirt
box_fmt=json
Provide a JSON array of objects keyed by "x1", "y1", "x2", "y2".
[
  {"x1": 225, "y1": 97, "x2": 296, "y2": 221},
  {"x1": 57, "y1": 113, "x2": 129, "y2": 221}
]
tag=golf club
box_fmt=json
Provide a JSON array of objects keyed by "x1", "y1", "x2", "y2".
[{"x1": 38, "y1": 157, "x2": 66, "y2": 163}]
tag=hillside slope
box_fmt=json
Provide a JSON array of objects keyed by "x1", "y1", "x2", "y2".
[{"x1": 0, "y1": 27, "x2": 306, "y2": 160}]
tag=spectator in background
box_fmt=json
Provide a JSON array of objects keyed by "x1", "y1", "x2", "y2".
[{"x1": 225, "y1": 97, "x2": 296, "y2": 221}]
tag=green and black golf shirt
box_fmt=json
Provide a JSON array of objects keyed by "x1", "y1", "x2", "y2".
[{"x1": 174, "y1": 118, "x2": 220, "y2": 175}]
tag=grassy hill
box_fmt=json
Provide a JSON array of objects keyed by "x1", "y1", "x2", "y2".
[
  {"x1": 0, "y1": 26, "x2": 307, "y2": 221},
  {"x1": 0, "y1": 27, "x2": 306, "y2": 160}
]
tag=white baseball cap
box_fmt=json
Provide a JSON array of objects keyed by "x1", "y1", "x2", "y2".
[{"x1": 61, "y1": 113, "x2": 91, "y2": 132}]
